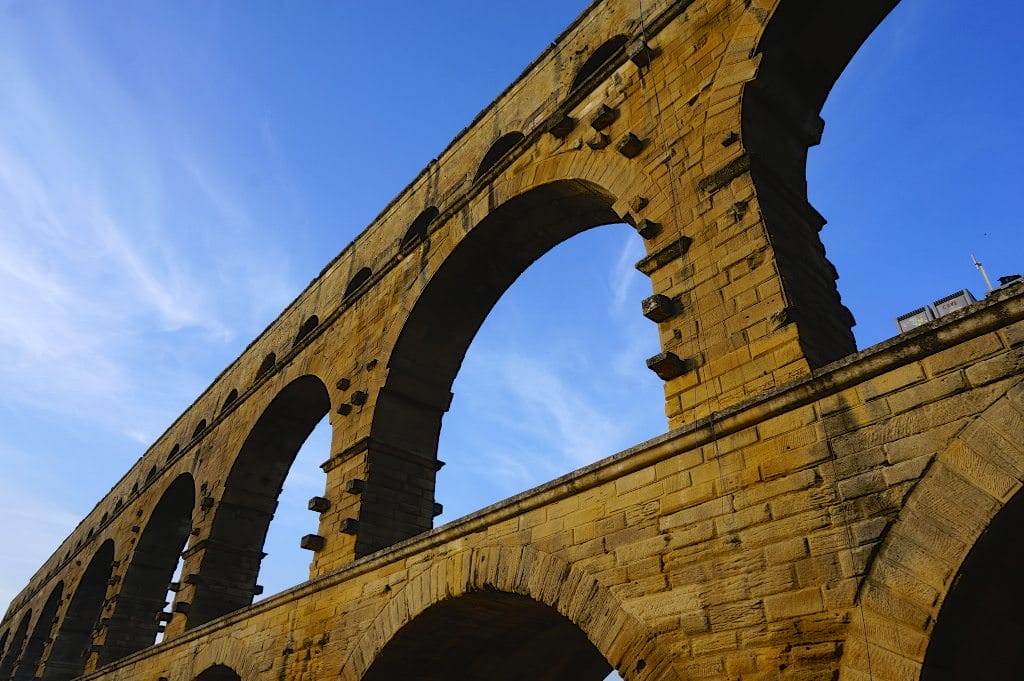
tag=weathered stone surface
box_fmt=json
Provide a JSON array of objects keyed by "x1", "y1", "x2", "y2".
[{"x1": 2, "y1": 2, "x2": 1023, "y2": 681}]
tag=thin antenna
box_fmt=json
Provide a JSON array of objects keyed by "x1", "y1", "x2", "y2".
[{"x1": 972, "y1": 254, "x2": 994, "y2": 292}]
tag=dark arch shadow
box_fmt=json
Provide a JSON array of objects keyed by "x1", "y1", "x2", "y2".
[
  {"x1": 188, "y1": 375, "x2": 330, "y2": 628},
  {"x1": 194, "y1": 663, "x2": 242, "y2": 681},
  {"x1": 401, "y1": 206, "x2": 439, "y2": 250},
  {"x1": 100, "y1": 474, "x2": 194, "y2": 664},
  {"x1": 741, "y1": 0, "x2": 898, "y2": 366},
  {"x1": 344, "y1": 267, "x2": 372, "y2": 300},
  {"x1": 0, "y1": 610, "x2": 31, "y2": 681},
  {"x1": 363, "y1": 179, "x2": 624, "y2": 555},
  {"x1": 921, "y1": 486, "x2": 1024, "y2": 679},
  {"x1": 11, "y1": 583, "x2": 62, "y2": 681},
  {"x1": 570, "y1": 34, "x2": 627, "y2": 93},
  {"x1": 42, "y1": 540, "x2": 113, "y2": 681},
  {"x1": 362, "y1": 591, "x2": 612, "y2": 681},
  {"x1": 474, "y1": 132, "x2": 525, "y2": 182}
]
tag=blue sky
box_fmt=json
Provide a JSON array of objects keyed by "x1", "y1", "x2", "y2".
[{"x1": 1, "y1": 0, "x2": 1021, "y2": 632}]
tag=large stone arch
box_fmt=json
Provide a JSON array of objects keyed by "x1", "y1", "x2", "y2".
[
  {"x1": 188, "y1": 374, "x2": 331, "y2": 628},
  {"x1": 356, "y1": 145, "x2": 670, "y2": 556},
  {"x1": 10, "y1": 582, "x2": 63, "y2": 681},
  {"x1": 0, "y1": 610, "x2": 31, "y2": 681},
  {"x1": 340, "y1": 545, "x2": 680, "y2": 681},
  {"x1": 43, "y1": 540, "x2": 114, "y2": 681},
  {"x1": 101, "y1": 473, "x2": 195, "y2": 664},
  {"x1": 842, "y1": 379, "x2": 1024, "y2": 679},
  {"x1": 726, "y1": 0, "x2": 900, "y2": 368}
]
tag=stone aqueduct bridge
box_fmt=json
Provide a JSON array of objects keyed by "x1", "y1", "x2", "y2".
[{"x1": 2, "y1": 0, "x2": 1023, "y2": 679}]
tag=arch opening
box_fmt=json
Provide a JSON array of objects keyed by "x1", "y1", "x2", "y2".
[
  {"x1": 474, "y1": 132, "x2": 525, "y2": 182},
  {"x1": 570, "y1": 35, "x2": 628, "y2": 93},
  {"x1": 10, "y1": 583, "x2": 63, "y2": 681},
  {"x1": 221, "y1": 389, "x2": 238, "y2": 414},
  {"x1": 361, "y1": 591, "x2": 613, "y2": 681},
  {"x1": 803, "y1": 0, "x2": 1024, "y2": 349},
  {"x1": 194, "y1": 664, "x2": 242, "y2": 681},
  {"x1": 100, "y1": 475, "x2": 193, "y2": 665},
  {"x1": 921, "y1": 486, "x2": 1024, "y2": 680},
  {"x1": 41, "y1": 540, "x2": 111, "y2": 675},
  {"x1": 401, "y1": 206, "x2": 439, "y2": 250},
  {"x1": 0, "y1": 611, "x2": 31, "y2": 681},
  {"x1": 188, "y1": 375, "x2": 330, "y2": 628},
  {"x1": 366, "y1": 180, "x2": 662, "y2": 555},
  {"x1": 254, "y1": 353, "x2": 276, "y2": 382},
  {"x1": 343, "y1": 268, "x2": 372, "y2": 300},
  {"x1": 292, "y1": 315, "x2": 319, "y2": 347}
]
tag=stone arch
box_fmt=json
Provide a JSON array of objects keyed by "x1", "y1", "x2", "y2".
[
  {"x1": 359, "y1": 148, "x2": 666, "y2": 555},
  {"x1": 293, "y1": 315, "x2": 319, "y2": 347},
  {"x1": 344, "y1": 268, "x2": 372, "y2": 300},
  {"x1": 220, "y1": 390, "x2": 238, "y2": 414},
  {"x1": 400, "y1": 206, "x2": 439, "y2": 250},
  {"x1": 842, "y1": 380, "x2": 1024, "y2": 678},
  {"x1": 474, "y1": 132, "x2": 525, "y2": 182},
  {"x1": 717, "y1": 0, "x2": 901, "y2": 368},
  {"x1": 570, "y1": 34, "x2": 628, "y2": 93},
  {"x1": 193, "y1": 663, "x2": 242, "y2": 681},
  {"x1": 10, "y1": 582, "x2": 63, "y2": 681},
  {"x1": 340, "y1": 545, "x2": 678, "y2": 681},
  {"x1": 188, "y1": 374, "x2": 330, "y2": 628},
  {"x1": 101, "y1": 474, "x2": 194, "y2": 664},
  {"x1": 0, "y1": 610, "x2": 32, "y2": 681},
  {"x1": 254, "y1": 353, "x2": 276, "y2": 382},
  {"x1": 43, "y1": 540, "x2": 114, "y2": 681},
  {"x1": 186, "y1": 639, "x2": 261, "y2": 681}
]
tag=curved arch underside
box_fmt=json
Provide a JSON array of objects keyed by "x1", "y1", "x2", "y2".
[
  {"x1": 101, "y1": 475, "x2": 194, "y2": 664},
  {"x1": 362, "y1": 591, "x2": 612, "y2": 681},
  {"x1": 43, "y1": 540, "x2": 114, "y2": 681},
  {"x1": 363, "y1": 180, "x2": 624, "y2": 554},
  {"x1": 189, "y1": 374, "x2": 330, "y2": 627},
  {"x1": 11, "y1": 583, "x2": 62, "y2": 681},
  {"x1": 0, "y1": 611, "x2": 31, "y2": 681},
  {"x1": 193, "y1": 664, "x2": 242, "y2": 681},
  {"x1": 742, "y1": 0, "x2": 898, "y2": 367},
  {"x1": 921, "y1": 486, "x2": 1024, "y2": 679}
]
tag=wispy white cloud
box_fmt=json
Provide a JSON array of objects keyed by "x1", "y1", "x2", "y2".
[{"x1": 608, "y1": 232, "x2": 644, "y2": 318}]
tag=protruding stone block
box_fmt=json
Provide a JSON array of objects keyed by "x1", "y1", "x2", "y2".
[
  {"x1": 587, "y1": 133, "x2": 610, "y2": 150},
  {"x1": 646, "y1": 352, "x2": 692, "y2": 380},
  {"x1": 545, "y1": 112, "x2": 576, "y2": 139},
  {"x1": 616, "y1": 132, "x2": 646, "y2": 158},
  {"x1": 627, "y1": 39, "x2": 657, "y2": 67},
  {"x1": 336, "y1": 403, "x2": 352, "y2": 416},
  {"x1": 351, "y1": 390, "x2": 368, "y2": 405},
  {"x1": 589, "y1": 104, "x2": 618, "y2": 130},
  {"x1": 340, "y1": 518, "x2": 359, "y2": 535},
  {"x1": 307, "y1": 496, "x2": 331, "y2": 513},
  {"x1": 642, "y1": 294, "x2": 679, "y2": 323},
  {"x1": 173, "y1": 601, "x2": 191, "y2": 614},
  {"x1": 345, "y1": 478, "x2": 366, "y2": 494},
  {"x1": 335, "y1": 377, "x2": 351, "y2": 390},
  {"x1": 634, "y1": 219, "x2": 662, "y2": 240},
  {"x1": 433, "y1": 502, "x2": 444, "y2": 517},
  {"x1": 300, "y1": 534, "x2": 326, "y2": 551}
]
